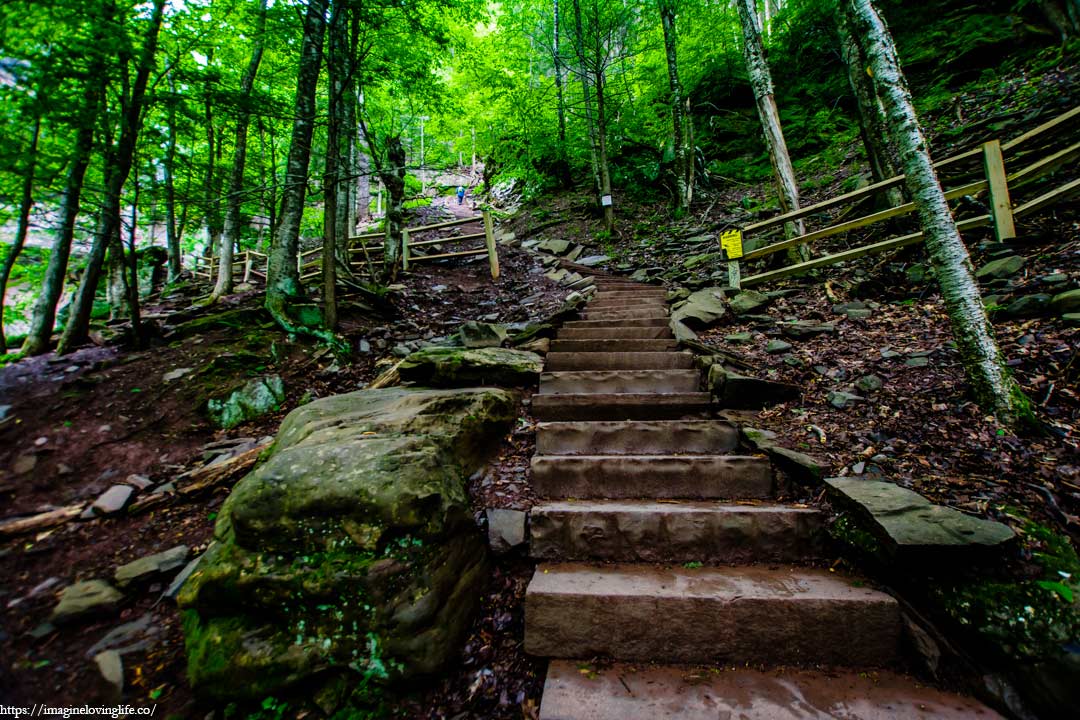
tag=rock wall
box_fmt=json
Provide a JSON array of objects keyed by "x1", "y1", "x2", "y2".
[{"x1": 179, "y1": 387, "x2": 519, "y2": 703}]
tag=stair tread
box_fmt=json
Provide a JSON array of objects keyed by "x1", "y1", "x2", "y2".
[
  {"x1": 533, "y1": 499, "x2": 819, "y2": 514},
  {"x1": 536, "y1": 420, "x2": 738, "y2": 456},
  {"x1": 539, "y1": 661, "x2": 1002, "y2": 720},
  {"x1": 528, "y1": 562, "x2": 889, "y2": 602}
]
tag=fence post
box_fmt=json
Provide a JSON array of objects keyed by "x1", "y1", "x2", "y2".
[
  {"x1": 243, "y1": 252, "x2": 252, "y2": 283},
  {"x1": 720, "y1": 228, "x2": 744, "y2": 290},
  {"x1": 983, "y1": 139, "x2": 1016, "y2": 241},
  {"x1": 483, "y1": 210, "x2": 500, "y2": 280},
  {"x1": 401, "y1": 228, "x2": 411, "y2": 272}
]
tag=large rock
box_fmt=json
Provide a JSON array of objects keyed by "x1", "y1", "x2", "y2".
[
  {"x1": 179, "y1": 387, "x2": 518, "y2": 702},
  {"x1": 398, "y1": 347, "x2": 543, "y2": 388},
  {"x1": 708, "y1": 365, "x2": 799, "y2": 409},
  {"x1": 976, "y1": 255, "x2": 1025, "y2": 280},
  {"x1": 1049, "y1": 288, "x2": 1080, "y2": 315},
  {"x1": 825, "y1": 478, "x2": 1015, "y2": 563},
  {"x1": 670, "y1": 287, "x2": 726, "y2": 329},
  {"x1": 52, "y1": 580, "x2": 123, "y2": 624},
  {"x1": 207, "y1": 375, "x2": 285, "y2": 430},
  {"x1": 457, "y1": 321, "x2": 506, "y2": 348},
  {"x1": 115, "y1": 546, "x2": 190, "y2": 588},
  {"x1": 728, "y1": 290, "x2": 770, "y2": 315}
]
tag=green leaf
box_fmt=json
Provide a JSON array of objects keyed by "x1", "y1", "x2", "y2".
[{"x1": 1036, "y1": 580, "x2": 1075, "y2": 603}]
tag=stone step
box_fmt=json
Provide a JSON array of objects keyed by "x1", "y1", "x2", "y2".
[
  {"x1": 531, "y1": 455, "x2": 772, "y2": 499},
  {"x1": 536, "y1": 420, "x2": 739, "y2": 455},
  {"x1": 563, "y1": 318, "x2": 670, "y2": 329},
  {"x1": 532, "y1": 393, "x2": 712, "y2": 421},
  {"x1": 545, "y1": 352, "x2": 694, "y2": 371},
  {"x1": 538, "y1": 661, "x2": 1002, "y2": 720},
  {"x1": 557, "y1": 326, "x2": 674, "y2": 340},
  {"x1": 584, "y1": 308, "x2": 670, "y2": 320},
  {"x1": 530, "y1": 500, "x2": 826, "y2": 564},
  {"x1": 539, "y1": 370, "x2": 699, "y2": 395},
  {"x1": 549, "y1": 339, "x2": 679, "y2": 353},
  {"x1": 525, "y1": 563, "x2": 901, "y2": 666},
  {"x1": 588, "y1": 298, "x2": 667, "y2": 309},
  {"x1": 594, "y1": 290, "x2": 668, "y2": 298}
]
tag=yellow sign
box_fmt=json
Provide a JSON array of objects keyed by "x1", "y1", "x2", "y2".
[{"x1": 720, "y1": 229, "x2": 744, "y2": 260}]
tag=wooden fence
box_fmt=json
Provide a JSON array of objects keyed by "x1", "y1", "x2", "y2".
[
  {"x1": 192, "y1": 210, "x2": 499, "y2": 284},
  {"x1": 723, "y1": 105, "x2": 1080, "y2": 288}
]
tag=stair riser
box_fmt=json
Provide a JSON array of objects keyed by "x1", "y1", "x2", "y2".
[
  {"x1": 593, "y1": 291, "x2": 668, "y2": 299},
  {"x1": 535, "y1": 421, "x2": 738, "y2": 455},
  {"x1": 539, "y1": 370, "x2": 699, "y2": 394},
  {"x1": 550, "y1": 339, "x2": 678, "y2": 353},
  {"x1": 526, "y1": 581, "x2": 900, "y2": 666},
  {"x1": 531, "y1": 456, "x2": 772, "y2": 499},
  {"x1": 530, "y1": 504, "x2": 826, "y2": 564},
  {"x1": 588, "y1": 299, "x2": 667, "y2": 310},
  {"x1": 563, "y1": 318, "x2": 670, "y2": 328},
  {"x1": 545, "y1": 352, "x2": 694, "y2": 371},
  {"x1": 532, "y1": 394, "x2": 711, "y2": 421},
  {"x1": 584, "y1": 309, "x2": 670, "y2": 320},
  {"x1": 557, "y1": 327, "x2": 674, "y2": 340}
]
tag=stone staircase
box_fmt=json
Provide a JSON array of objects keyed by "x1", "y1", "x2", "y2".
[{"x1": 524, "y1": 277, "x2": 1001, "y2": 719}]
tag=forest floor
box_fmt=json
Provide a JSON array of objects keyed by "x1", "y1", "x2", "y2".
[{"x1": 0, "y1": 209, "x2": 566, "y2": 717}]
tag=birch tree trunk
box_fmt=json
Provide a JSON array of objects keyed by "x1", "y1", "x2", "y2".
[
  {"x1": 571, "y1": 0, "x2": 602, "y2": 199},
  {"x1": 322, "y1": 0, "x2": 347, "y2": 330},
  {"x1": 379, "y1": 137, "x2": 407, "y2": 283},
  {"x1": 211, "y1": 0, "x2": 267, "y2": 303},
  {"x1": 848, "y1": 0, "x2": 1029, "y2": 425},
  {"x1": 660, "y1": 0, "x2": 691, "y2": 214},
  {"x1": 551, "y1": 0, "x2": 572, "y2": 186},
  {"x1": 164, "y1": 71, "x2": 181, "y2": 282},
  {"x1": 59, "y1": 0, "x2": 166, "y2": 354},
  {"x1": 594, "y1": 69, "x2": 615, "y2": 234},
  {"x1": 265, "y1": 0, "x2": 327, "y2": 331},
  {"x1": 735, "y1": 0, "x2": 807, "y2": 261},
  {"x1": 0, "y1": 115, "x2": 41, "y2": 353},
  {"x1": 836, "y1": 4, "x2": 903, "y2": 207}
]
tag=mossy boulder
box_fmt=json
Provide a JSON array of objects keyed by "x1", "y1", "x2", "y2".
[
  {"x1": 206, "y1": 375, "x2": 285, "y2": 430},
  {"x1": 398, "y1": 347, "x2": 543, "y2": 388},
  {"x1": 179, "y1": 387, "x2": 518, "y2": 703},
  {"x1": 670, "y1": 287, "x2": 727, "y2": 329}
]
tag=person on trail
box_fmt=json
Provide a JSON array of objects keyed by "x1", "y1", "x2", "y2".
[{"x1": 456, "y1": 185, "x2": 465, "y2": 205}]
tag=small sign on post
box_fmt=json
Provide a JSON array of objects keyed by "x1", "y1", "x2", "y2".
[
  {"x1": 600, "y1": 195, "x2": 613, "y2": 207},
  {"x1": 720, "y1": 228, "x2": 744, "y2": 289}
]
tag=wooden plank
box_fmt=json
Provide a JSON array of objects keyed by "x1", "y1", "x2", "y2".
[
  {"x1": 742, "y1": 215, "x2": 992, "y2": 287},
  {"x1": 1002, "y1": 105, "x2": 1080, "y2": 152},
  {"x1": 1008, "y1": 140, "x2": 1080, "y2": 187},
  {"x1": 408, "y1": 215, "x2": 483, "y2": 233},
  {"x1": 0, "y1": 503, "x2": 85, "y2": 537},
  {"x1": 407, "y1": 248, "x2": 488, "y2": 262},
  {"x1": 484, "y1": 210, "x2": 499, "y2": 279},
  {"x1": 348, "y1": 244, "x2": 385, "y2": 254},
  {"x1": 1013, "y1": 177, "x2": 1080, "y2": 217},
  {"x1": 743, "y1": 180, "x2": 987, "y2": 261},
  {"x1": 347, "y1": 232, "x2": 384, "y2": 241},
  {"x1": 982, "y1": 140, "x2": 1016, "y2": 241},
  {"x1": 742, "y1": 148, "x2": 984, "y2": 236},
  {"x1": 727, "y1": 260, "x2": 741, "y2": 290},
  {"x1": 408, "y1": 232, "x2": 487, "y2": 249}
]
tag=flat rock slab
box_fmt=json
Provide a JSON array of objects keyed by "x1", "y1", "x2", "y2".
[
  {"x1": 539, "y1": 661, "x2": 1003, "y2": 720},
  {"x1": 91, "y1": 485, "x2": 135, "y2": 516},
  {"x1": 826, "y1": 478, "x2": 1015, "y2": 562},
  {"x1": 525, "y1": 563, "x2": 900, "y2": 665},
  {"x1": 530, "y1": 500, "x2": 825, "y2": 564},
  {"x1": 114, "y1": 545, "x2": 190, "y2": 587},
  {"x1": 52, "y1": 580, "x2": 123, "y2": 624},
  {"x1": 487, "y1": 508, "x2": 527, "y2": 554},
  {"x1": 531, "y1": 455, "x2": 772, "y2": 499}
]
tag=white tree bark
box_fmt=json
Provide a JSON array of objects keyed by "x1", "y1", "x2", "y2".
[
  {"x1": 735, "y1": 0, "x2": 807, "y2": 259},
  {"x1": 848, "y1": 0, "x2": 1029, "y2": 425},
  {"x1": 660, "y1": 0, "x2": 692, "y2": 213}
]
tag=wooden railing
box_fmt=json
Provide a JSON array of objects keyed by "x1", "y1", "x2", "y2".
[
  {"x1": 191, "y1": 210, "x2": 501, "y2": 285},
  {"x1": 724, "y1": 105, "x2": 1080, "y2": 288}
]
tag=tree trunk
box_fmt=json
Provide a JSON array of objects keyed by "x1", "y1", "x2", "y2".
[
  {"x1": 660, "y1": 0, "x2": 691, "y2": 214},
  {"x1": 202, "y1": 55, "x2": 223, "y2": 264},
  {"x1": 123, "y1": 166, "x2": 143, "y2": 346},
  {"x1": 265, "y1": 0, "x2": 327, "y2": 331},
  {"x1": 593, "y1": 69, "x2": 614, "y2": 234},
  {"x1": 380, "y1": 137, "x2": 406, "y2": 283},
  {"x1": 0, "y1": 115, "x2": 41, "y2": 354},
  {"x1": 164, "y1": 70, "x2": 181, "y2": 281},
  {"x1": 257, "y1": 116, "x2": 277, "y2": 238},
  {"x1": 735, "y1": 0, "x2": 807, "y2": 261},
  {"x1": 211, "y1": 0, "x2": 267, "y2": 303},
  {"x1": 836, "y1": 5, "x2": 903, "y2": 207},
  {"x1": 58, "y1": 0, "x2": 165, "y2": 355},
  {"x1": 323, "y1": 0, "x2": 346, "y2": 330},
  {"x1": 23, "y1": 74, "x2": 102, "y2": 356},
  {"x1": 847, "y1": 0, "x2": 1029, "y2": 425},
  {"x1": 571, "y1": 0, "x2": 601, "y2": 199},
  {"x1": 551, "y1": 0, "x2": 571, "y2": 186}
]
